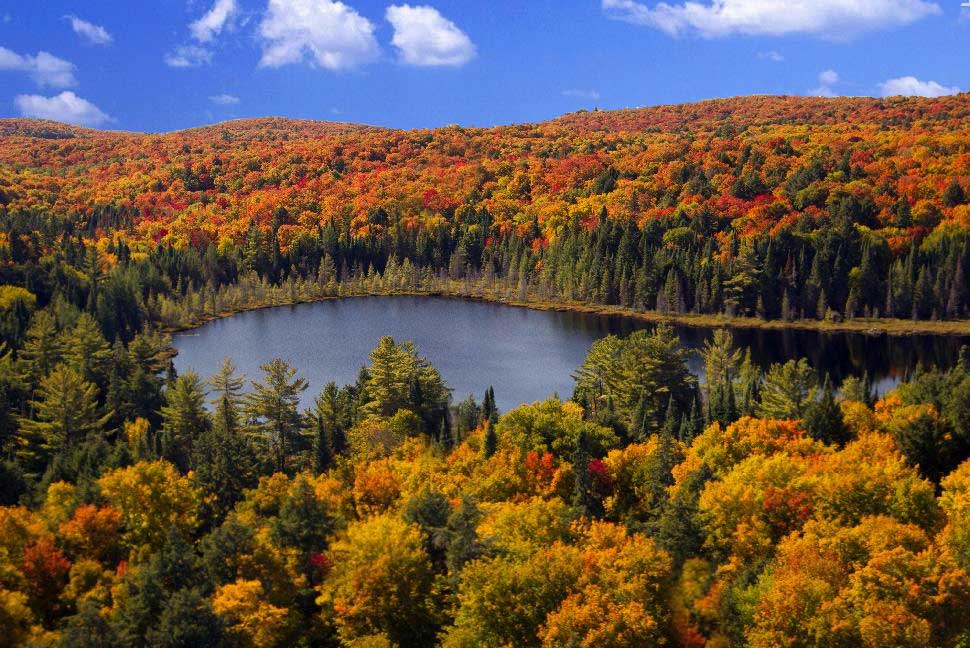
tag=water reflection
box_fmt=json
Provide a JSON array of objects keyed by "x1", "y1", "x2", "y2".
[{"x1": 173, "y1": 296, "x2": 970, "y2": 411}]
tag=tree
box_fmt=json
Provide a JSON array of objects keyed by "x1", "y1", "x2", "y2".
[
  {"x1": 17, "y1": 364, "x2": 111, "y2": 469},
  {"x1": 98, "y1": 460, "x2": 201, "y2": 551},
  {"x1": 574, "y1": 326, "x2": 695, "y2": 435},
  {"x1": 244, "y1": 359, "x2": 308, "y2": 473},
  {"x1": 482, "y1": 418, "x2": 498, "y2": 459},
  {"x1": 572, "y1": 429, "x2": 604, "y2": 519},
  {"x1": 18, "y1": 310, "x2": 63, "y2": 384},
  {"x1": 362, "y1": 336, "x2": 450, "y2": 433},
  {"x1": 145, "y1": 588, "x2": 224, "y2": 648},
  {"x1": 207, "y1": 358, "x2": 245, "y2": 437},
  {"x1": 318, "y1": 515, "x2": 437, "y2": 647},
  {"x1": 803, "y1": 378, "x2": 849, "y2": 445},
  {"x1": 944, "y1": 179, "x2": 967, "y2": 208},
  {"x1": 309, "y1": 381, "x2": 346, "y2": 472},
  {"x1": 756, "y1": 359, "x2": 817, "y2": 419},
  {"x1": 159, "y1": 371, "x2": 209, "y2": 472}
]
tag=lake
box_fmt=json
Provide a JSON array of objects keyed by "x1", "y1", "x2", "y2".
[{"x1": 172, "y1": 296, "x2": 970, "y2": 411}]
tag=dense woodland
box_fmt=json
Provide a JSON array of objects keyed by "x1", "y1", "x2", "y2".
[
  {"x1": 2, "y1": 94, "x2": 970, "y2": 322},
  {"x1": 3, "y1": 96, "x2": 970, "y2": 646}
]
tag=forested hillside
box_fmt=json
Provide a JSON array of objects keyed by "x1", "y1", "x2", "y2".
[
  {"x1": 3, "y1": 94, "x2": 970, "y2": 324},
  {"x1": 4, "y1": 96, "x2": 970, "y2": 646}
]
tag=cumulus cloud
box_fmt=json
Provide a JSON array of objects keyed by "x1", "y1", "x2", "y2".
[
  {"x1": 0, "y1": 47, "x2": 77, "y2": 88},
  {"x1": 190, "y1": 0, "x2": 238, "y2": 43},
  {"x1": 15, "y1": 91, "x2": 111, "y2": 126},
  {"x1": 64, "y1": 15, "x2": 113, "y2": 45},
  {"x1": 602, "y1": 0, "x2": 941, "y2": 39},
  {"x1": 209, "y1": 93, "x2": 240, "y2": 105},
  {"x1": 258, "y1": 0, "x2": 380, "y2": 70},
  {"x1": 386, "y1": 4, "x2": 475, "y2": 67},
  {"x1": 164, "y1": 44, "x2": 213, "y2": 68},
  {"x1": 758, "y1": 50, "x2": 785, "y2": 62},
  {"x1": 879, "y1": 75, "x2": 960, "y2": 97},
  {"x1": 563, "y1": 89, "x2": 602, "y2": 100}
]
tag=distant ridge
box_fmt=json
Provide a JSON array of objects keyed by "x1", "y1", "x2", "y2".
[{"x1": 2, "y1": 93, "x2": 969, "y2": 140}]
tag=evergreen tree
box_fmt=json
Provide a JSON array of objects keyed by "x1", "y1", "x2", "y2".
[
  {"x1": 244, "y1": 359, "x2": 308, "y2": 473},
  {"x1": 17, "y1": 364, "x2": 110, "y2": 469},
  {"x1": 159, "y1": 371, "x2": 209, "y2": 472},
  {"x1": 481, "y1": 417, "x2": 498, "y2": 459},
  {"x1": 571, "y1": 429, "x2": 603, "y2": 519},
  {"x1": 803, "y1": 378, "x2": 850, "y2": 445},
  {"x1": 756, "y1": 359, "x2": 817, "y2": 419}
]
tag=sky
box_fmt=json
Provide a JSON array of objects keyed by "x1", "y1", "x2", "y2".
[{"x1": 0, "y1": 0, "x2": 967, "y2": 132}]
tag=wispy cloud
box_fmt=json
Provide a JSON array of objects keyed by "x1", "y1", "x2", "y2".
[
  {"x1": 64, "y1": 15, "x2": 113, "y2": 45},
  {"x1": 602, "y1": 0, "x2": 940, "y2": 40},
  {"x1": 190, "y1": 0, "x2": 239, "y2": 43},
  {"x1": 562, "y1": 89, "x2": 601, "y2": 100},
  {"x1": 209, "y1": 93, "x2": 240, "y2": 105},
  {"x1": 165, "y1": 45, "x2": 213, "y2": 68},
  {"x1": 757, "y1": 50, "x2": 785, "y2": 62},
  {"x1": 809, "y1": 69, "x2": 840, "y2": 97}
]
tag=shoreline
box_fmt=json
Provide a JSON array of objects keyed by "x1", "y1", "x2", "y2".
[{"x1": 163, "y1": 285, "x2": 970, "y2": 339}]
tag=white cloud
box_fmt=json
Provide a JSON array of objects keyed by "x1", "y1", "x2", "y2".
[
  {"x1": 758, "y1": 50, "x2": 785, "y2": 62},
  {"x1": 258, "y1": 0, "x2": 380, "y2": 70},
  {"x1": 818, "y1": 69, "x2": 840, "y2": 85},
  {"x1": 809, "y1": 85, "x2": 837, "y2": 98},
  {"x1": 210, "y1": 93, "x2": 240, "y2": 105},
  {"x1": 164, "y1": 44, "x2": 213, "y2": 68},
  {"x1": 15, "y1": 91, "x2": 111, "y2": 126},
  {"x1": 0, "y1": 47, "x2": 77, "y2": 88},
  {"x1": 602, "y1": 0, "x2": 941, "y2": 39},
  {"x1": 809, "y1": 68, "x2": 841, "y2": 97},
  {"x1": 878, "y1": 75, "x2": 960, "y2": 97},
  {"x1": 386, "y1": 5, "x2": 475, "y2": 67},
  {"x1": 65, "y1": 15, "x2": 113, "y2": 45},
  {"x1": 563, "y1": 89, "x2": 602, "y2": 100},
  {"x1": 190, "y1": 0, "x2": 238, "y2": 43}
]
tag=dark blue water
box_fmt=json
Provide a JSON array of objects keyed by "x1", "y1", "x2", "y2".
[{"x1": 172, "y1": 296, "x2": 970, "y2": 411}]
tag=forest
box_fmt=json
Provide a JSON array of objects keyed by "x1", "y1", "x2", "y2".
[
  {"x1": 2, "y1": 95, "x2": 970, "y2": 646},
  {"x1": 1, "y1": 94, "x2": 970, "y2": 327}
]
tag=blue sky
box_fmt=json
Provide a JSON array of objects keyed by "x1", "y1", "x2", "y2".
[{"x1": 0, "y1": 0, "x2": 967, "y2": 132}]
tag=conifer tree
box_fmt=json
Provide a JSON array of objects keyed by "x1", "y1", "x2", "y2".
[
  {"x1": 18, "y1": 364, "x2": 111, "y2": 468},
  {"x1": 245, "y1": 359, "x2": 308, "y2": 473}
]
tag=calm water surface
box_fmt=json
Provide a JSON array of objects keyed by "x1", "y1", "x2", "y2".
[{"x1": 173, "y1": 296, "x2": 970, "y2": 411}]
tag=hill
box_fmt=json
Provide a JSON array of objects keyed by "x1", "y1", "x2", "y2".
[{"x1": 2, "y1": 93, "x2": 970, "y2": 323}]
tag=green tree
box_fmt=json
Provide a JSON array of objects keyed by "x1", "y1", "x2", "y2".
[
  {"x1": 803, "y1": 378, "x2": 849, "y2": 446},
  {"x1": 362, "y1": 336, "x2": 450, "y2": 433},
  {"x1": 60, "y1": 313, "x2": 112, "y2": 389},
  {"x1": 756, "y1": 359, "x2": 817, "y2": 419},
  {"x1": 159, "y1": 372, "x2": 209, "y2": 472},
  {"x1": 17, "y1": 364, "x2": 110, "y2": 469},
  {"x1": 207, "y1": 358, "x2": 245, "y2": 437},
  {"x1": 244, "y1": 359, "x2": 308, "y2": 473}
]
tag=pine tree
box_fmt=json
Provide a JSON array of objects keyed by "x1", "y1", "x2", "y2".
[
  {"x1": 803, "y1": 377, "x2": 849, "y2": 446},
  {"x1": 245, "y1": 359, "x2": 308, "y2": 473},
  {"x1": 159, "y1": 371, "x2": 210, "y2": 472},
  {"x1": 207, "y1": 358, "x2": 245, "y2": 437},
  {"x1": 481, "y1": 386, "x2": 497, "y2": 422},
  {"x1": 481, "y1": 418, "x2": 497, "y2": 459},
  {"x1": 18, "y1": 364, "x2": 111, "y2": 469}
]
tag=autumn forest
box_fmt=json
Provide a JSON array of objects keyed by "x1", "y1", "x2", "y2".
[{"x1": 2, "y1": 94, "x2": 970, "y2": 646}]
